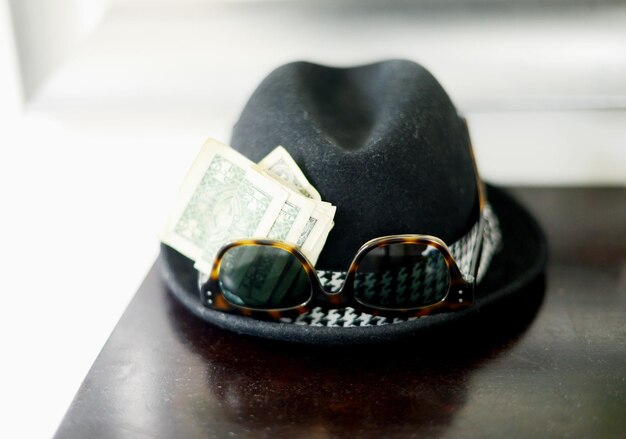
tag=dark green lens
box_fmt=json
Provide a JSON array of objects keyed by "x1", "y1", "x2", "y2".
[
  {"x1": 218, "y1": 245, "x2": 312, "y2": 309},
  {"x1": 354, "y1": 243, "x2": 450, "y2": 308}
]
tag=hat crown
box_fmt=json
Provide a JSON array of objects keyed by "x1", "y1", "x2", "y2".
[{"x1": 231, "y1": 60, "x2": 478, "y2": 269}]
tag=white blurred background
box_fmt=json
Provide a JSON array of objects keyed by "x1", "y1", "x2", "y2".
[{"x1": 0, "y1": 0, "x2": 624, "y2": 437}]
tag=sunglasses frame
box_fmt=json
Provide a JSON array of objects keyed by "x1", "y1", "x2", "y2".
[
  {"x1": 200, "y1": 233, "x2": 481, "y2": 319},
  {"x1": 199, "y1": 120, "x2": 486, "y2": 319}
]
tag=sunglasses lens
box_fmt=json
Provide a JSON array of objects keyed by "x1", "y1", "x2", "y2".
[
  {"x1": 354, "y1": 242, "x2": 450, "y2": 309},
  {"x1": 218, "y1": 245, "x2": 312, "y2": 309}
]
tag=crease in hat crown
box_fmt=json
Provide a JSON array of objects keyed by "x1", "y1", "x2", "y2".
[{"x1": 230, "y1": 60, "x2": 480, "y2": 272}]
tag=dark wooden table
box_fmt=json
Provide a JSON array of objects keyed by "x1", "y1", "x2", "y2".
[{"x1": 56, "y1": 188, "x2": 625, "y2": 439}]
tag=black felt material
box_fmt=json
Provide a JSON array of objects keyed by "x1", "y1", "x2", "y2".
[
  {"x1": 159, "y1": 60, "x2": 548, "y2": 344},
  {"x1": 231, "y1": 60, "x2": 477, "y2": 270}
]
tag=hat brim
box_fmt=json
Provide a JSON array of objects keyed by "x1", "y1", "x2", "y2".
[{"x1": 159, "y1": 184, "x2": 548, "y2": 345}]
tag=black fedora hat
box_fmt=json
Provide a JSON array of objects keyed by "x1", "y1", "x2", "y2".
[{"x1": 160, "y1": 59, "x2": 547, "y2": 344}]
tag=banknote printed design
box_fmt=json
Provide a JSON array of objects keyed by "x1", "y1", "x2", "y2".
[
  {"x1": 268, "y1": 201, "x2": 301, "y2": 241},
  {"x1": 259, "y1": 146, "x2": 322, "y2": 201},
  {"x1": 161, "y1": 139, "x2": 287, "y2": 268},
  {"x1": 174, "y1": 154, "x2": 246, "y2": 251},
  {"x1": 296, "y1": 217, "x2": 317, "y2": 247},
  {"x1": 162, "y1": 139, "x2": 336, "y2": 275},
  {"x1": 267, "y1": 191, "x2": 316, "y2": 246},
  {"x1": 196, "y1": 174, "x2": 276, "y2": 266},
  {"x1": 267, "y1": 158, "x2": 312, "y2": 197}
]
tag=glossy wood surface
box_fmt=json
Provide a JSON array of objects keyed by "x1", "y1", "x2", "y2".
[{"x1": 56, "y1": 188, "x2": 626, "y2": 439}]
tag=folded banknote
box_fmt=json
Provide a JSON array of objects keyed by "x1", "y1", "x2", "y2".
[{"x1": 160, "y1": 138, "x2": 335, "y2": 274}]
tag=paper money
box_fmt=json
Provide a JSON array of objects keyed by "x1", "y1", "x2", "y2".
[
  {"x1": 161, "y1": 139, "x2": 336, "y2": 276},
  {"x1": 258, "y1": 148, "x2": 336, "y2": 264},
  {"x1": 258, "y1": 146, "x2": 322, "y2": 201},
  {"x1": 267, "y1": 192, "x2": 315, "y2": 244},
  {"x1": 297, "y1": 202, "x2": 336, "y2": 263},
  {"x1": 160, "y1": 139, "x2": 288, "y2": 264}
]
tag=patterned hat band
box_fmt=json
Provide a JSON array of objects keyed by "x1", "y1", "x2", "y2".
[
  {"x1": 199, "y1": 205, "x2": 502, "y2": 327},
  {"x1": 286, "y1": 204, "x2": 502, "y2": 327},
  {"x1": 318, "y1": 203, "x2": 501, "y2": 290}
]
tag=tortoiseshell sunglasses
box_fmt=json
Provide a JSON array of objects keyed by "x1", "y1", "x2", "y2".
[{"x1": 200, "y1": 140, "x2": 486, "y2": 319}]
